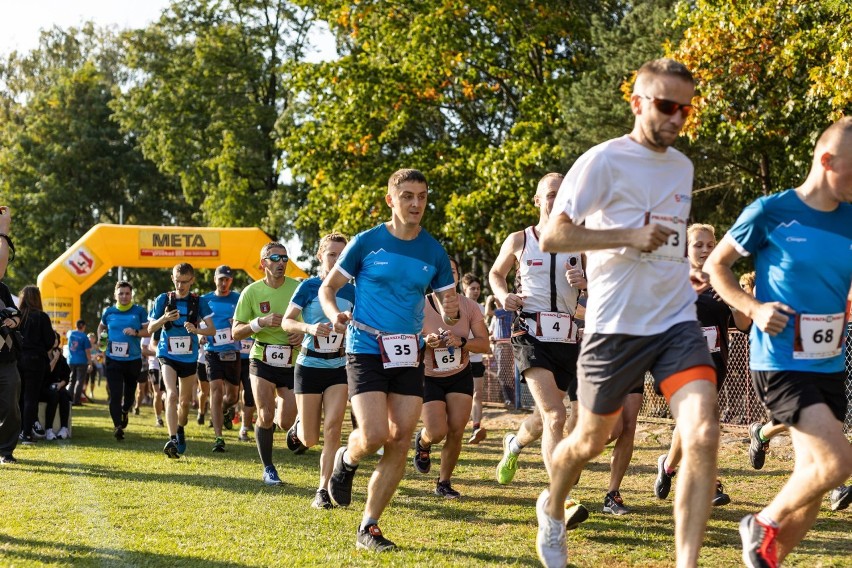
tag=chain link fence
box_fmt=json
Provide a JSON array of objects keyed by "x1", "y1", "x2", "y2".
[{"x1": 481, "y1": 326, "x2": 852, "y2": 434}]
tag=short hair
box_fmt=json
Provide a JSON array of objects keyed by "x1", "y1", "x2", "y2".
[
  {"x1": 115, "y1": 280, "x2": 132, "y2": 292},
  {"x1": 536, "y1": 172, "x2": 564, "y2": 194},
  {"x1": 260, "y1": 241, "x2": 287, "y2": 259},
  {"x1": 739, "y1": 271, "x2": 755, "y2": 290},
  {"x1": 816, "y1": 117, "x2": 852, "y2": 153},
  {"x1": 76, "y1": 319, "x2": 86, "y2": 329},
  {"x1": 687, "y1": 223, "x2": 716, "y2": 243},
  {"x1": 318, "y1": 232, "x2": 348, "y2": 256},
  {"x1": 388, "y1": 168, "x2": 428, "y2": 193},
  {"x1": 173, "y1": 263, "x2": 194, "y2": 277},
  {"x1": 635, "y1": 58, "x2": 694, "y2": 90},
  {"x1": 461, "y1": 272, "x2": 481, "y2": 291}
]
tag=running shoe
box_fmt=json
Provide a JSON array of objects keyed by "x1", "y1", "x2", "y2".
[
  {"x1": 286, "y1": 417, "x2": 308, "y2": 454},
  {"x1": 654, "y1": 454, "x2": 675, "y2": 499},
  {"x1": 565, "y1": 498, "x2": 589, "y2": 530},
  {"x1": 198, "y1": 413, "x2": 206, "y2": 425},
  {"x1": 121, "y1": 411, "x2": 129, "y2": 429},
  {"x1": 176, "y1": 425, "x2": 187, "y2": 454},
  {"x1": 113, "y1": 426, "x2": 125, "y2": 441},
  {"x1": 602, "y1": 490, "x2": 631, "y2": 515},
  {"x1": 57, "y1": 427, "x2": 70, "y2": 440},
  {"x1": 496, "y1": 433, "x2": 519, "y2": 484},
  {"x1": 413, "y1": 429, "x2": 431, "y2": 474},
  {"x1": 223, "y1": 405, "x2": 235, "y2": 430},
  {"x1": 467, "y1": 427, "x2": 487, "y2": 444},
  {"x1": 163, "y1": 438, "x2": 180, "y2": 459},
  {"x1": 739, "y1": 513, "x2": 778, "y2": 568},
  {"x1": 155, "y1": 417, "x2": 164, "y2": 428},
  {"x1": 748, "y1": 422, "x2": 769, "y2": 470},
  {"x1": 830, "y1": 485, "x2": 851, "y2": 512},
  {"x1": 45, "y1": 428, "x2": 56, "y2": 441},
  {"x1": 713, "y1": 479, "x2": 731, "y2": 507},
  {"x1": 263, "y1": 465, "x2": 283, "y2": 486},
  {"x1": 312, "y1": 488, "x2": 334, "y2": 510},
  {"x1": 133, "y1": 407, "x2": 140, "y2": 415},
  {"x1": 0, "y1": 454, "x2": 17, "y2": 464},
  {"x1": 329, "y1": 446, "x2": 358, "y2": 507},
  {"x1": 212, "y1": 437, "x2": 225, "y2": 453},
  {"x1": 356, "y1": 524, "x2": 396, "y2": 552},
  {"x1": 19, "y1": 433, "x2": 34, "y2": 445},
  {"x1": 435, "y1": 480, "x2": 460, "y2": 499},
  {"x1": 536, "y1": 490, "x2": 567, "y2": 568},
  {"x1": 238, "y1": 427, "x2": 250, "y2": 442},
  {"x1": 32, "y1": 421, "x2": 46, "y2": 439}
]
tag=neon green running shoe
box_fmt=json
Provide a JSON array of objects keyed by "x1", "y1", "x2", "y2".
[
  {"x1": 496, "y1": 433, "x2": 519, "y2": 484},
  {"x1": 564, "y1": 498, "x2": 589, "y2": 530}
]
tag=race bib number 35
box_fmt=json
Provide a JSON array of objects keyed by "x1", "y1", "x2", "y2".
[
  {"x1": 263, "y1": 345, "x2": 293, "y2": 367},
  {"x1": 794, "y1": 312, "x2": 844, "y2": 360},
  {"x1": 640, "y1": 212, "x2": 687, "y2": 263},
  {"x1": 378, "y1": 334, "x2": 419, "y2": 369}
]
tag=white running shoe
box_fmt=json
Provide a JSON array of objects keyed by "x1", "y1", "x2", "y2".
[
  {"x1": 45, "y1": 428, "x2": 56, "y2": 441},
  {"x1": 536, "y1": 490, "x2": 567, "y2": 567},
  {"x1": 57, "y1": 427, "x2": 70, "y2": 440}
]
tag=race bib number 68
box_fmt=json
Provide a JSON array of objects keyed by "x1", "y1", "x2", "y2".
[{"x1": 793, "y1": 312, "x2": 844, "y2": 360}]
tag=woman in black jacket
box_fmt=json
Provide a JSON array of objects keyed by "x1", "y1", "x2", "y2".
[
  {"x1": 16, "y1": 286, "x2": 55, "y2": 443},
  {"x1": 43, "y1": 331, "x2": 72, "y2": 439}
]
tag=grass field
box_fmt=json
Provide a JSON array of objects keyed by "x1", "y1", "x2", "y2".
[{"x1": 1, "y1": 386, "x2": 849, "y2": 567}]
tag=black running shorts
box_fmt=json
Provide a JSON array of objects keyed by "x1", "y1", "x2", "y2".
[
  {"x1": 424, "y1": 365, "x2": 474, "y2": 403},
  {"x1": 158, "y1": 357, "x2": 198, "y2": 379},
  {"x1": 294, "y1": 364, "x2": 347, "y2": 395},
  {"x1": 205, "y1": 351, "x2": 241, "y2": 386},
  {"x1": 346, "y1": 353, "x2": 424, "y2": 398},
  {"x1": 751, "y1": 370, "x2": 847, "y2": 427},
  {"x1": 249, "y1": 358, "x2": 294, "y2": 390},
  {"x1": 512, "y1": 333, "x2": 579, "y2": 399}
]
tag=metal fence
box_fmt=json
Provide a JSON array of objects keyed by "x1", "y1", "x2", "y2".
[{"x1": 481, "y1": 326, "x2": 852, "y2": 434}]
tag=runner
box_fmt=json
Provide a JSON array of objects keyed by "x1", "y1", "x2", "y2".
[
  {"x1": 232, "y1": 242, "x2": 300, "y2": 484},
  {"x1": 98, "y1": 281, "x2": 150, "y2": 441},
  {"x1": 66, "y1": 319, "x2": 92, "y2": 405},
  {"x1": 415, "y1": 257, "x2": 490, "y2": 498},
  {"x1": 282, "y1": 232, "x2": 354, "y2": 508},
  {"x1": 201, "y1": 265, "x2": 241, "y2": 452},
  {"x1": 320, "y1": 168, "x2": 458, "y2": 551},
  {"x1": 704, "y1": 117, "x2": 852, "y2": 568},
  {"x1": 535, "y1": 59, "x2": 720, "y2": 567},
  {"x1": 148, "y1": 263, "x2": 215, "y2": 458},
  {"x1": 238, "y1": 336, "x2": 255, "y2": 442},
  {"x1": 141, "y1": 335, "x2": 164, "y2": 427},
  {"x1": 460, "y1": 272, "x2": 488, "y2": 444}
]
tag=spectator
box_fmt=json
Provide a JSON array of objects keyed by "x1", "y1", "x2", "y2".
[
  {"x1": 17, "y1": 286, "x2": 54, "y2": 443},
  {"x1": 0, "y1": 206, "x2": 23, "y2": 463},
  {"x1": 44, "y1": 332, "x2": 72, "y2": 440}
]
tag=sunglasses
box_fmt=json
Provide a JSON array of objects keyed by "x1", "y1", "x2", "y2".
[
  {"x1": 263, "y1": 254, "x2": 288, "y2": 263},
  {"x1": 639, "y1": 95, "x2": 693, "y2": 117}
]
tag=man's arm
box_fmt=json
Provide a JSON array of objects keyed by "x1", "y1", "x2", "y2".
[
  {"x1": 540, "y1": 212, "x2": 675, "y2": 254},
  {"x1": 488, "y1": 231, "x2": 525, "y2": 311},
  {"x1": 187, "y1": 315, "x2": 216, "y2": 337},
  {"x1": 319, "y1": 269, "x2": 352, "y2": 333}
]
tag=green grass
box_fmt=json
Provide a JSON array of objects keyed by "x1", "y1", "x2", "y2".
[{"x1": 1, "y1": 386, "x2": 849, "y2": 567}]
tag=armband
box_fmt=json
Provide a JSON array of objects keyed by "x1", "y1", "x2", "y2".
[{"x1": 250, "y1": 318, "x2": 263, "y2": 333}]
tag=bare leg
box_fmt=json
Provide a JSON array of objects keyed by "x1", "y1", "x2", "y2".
[
  {"x1": 608, "y1": 393, "x2": 643, "y2": 493},
  {"x1": 210, "y1": 379, "x2": 225, "y2": 436},
  {"x1": 318, "y1": 384, "x2": 348, "y2": 490},
  {"x1": 161, "y1": 367, "x2": 179, "y2": 436},
  {"x1": 470, "y1": 375, "x2": 484, "y2": 426},
  {"x1": 275, "y1": 387, "x2": 297, "y2": 430},
  {"x1": 296, "y1": 392, "x2": 323, "y2": 447},
  {"x1": 177, "y1": 375, "x2": 197, "y2": 428},
  {"x1": 439, "y1": 393, "x2": 473, "y2": 482},
  {"x1": 523, "y1": 367, "x2": 567, "y2": 476}
]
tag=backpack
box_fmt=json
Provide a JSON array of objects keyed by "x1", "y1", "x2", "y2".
[{"x1": 163, "y1": 292, "x2": 199, "y2": 330}]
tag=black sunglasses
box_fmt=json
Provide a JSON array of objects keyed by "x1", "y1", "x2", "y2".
[
  {"x1": 263, "y1": 254, "x2": 288, "y2": 263},
  {"x1": 639, "y1": 95, "x2": 693, "y2": 117}
]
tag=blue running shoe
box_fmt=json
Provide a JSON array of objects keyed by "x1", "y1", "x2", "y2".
[{"x1": 176, "y1": 426, "x2": 186, "y2": 454}]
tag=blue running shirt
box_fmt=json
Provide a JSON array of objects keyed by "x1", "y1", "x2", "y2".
[
  {"x1": 201, "y1": 291, "x2": 240, "y2": 353},
  {"x1": 336, "y1": 224, "x2": 455, "y2": 355},
  {"x1": 149, "y1": 293, "x2": 213, "y2": 363},
  {"x1": 100, "y1": 304, "x2": 148, "y2": 361},
  {"x1": 726, "y1": 189, "x2": 852, "y2": 372},
  {"x1": 290, "y1": 278, "x2": 356, "y2": 368}
]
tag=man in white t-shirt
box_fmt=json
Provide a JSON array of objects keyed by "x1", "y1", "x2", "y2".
[{"x1": 533, "y1": 58, "x2": 719, "y2": 568}]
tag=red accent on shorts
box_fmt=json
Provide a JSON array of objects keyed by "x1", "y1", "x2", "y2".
[{"x1": 659, "y1": 365, "x2": 716, "y2": 402}]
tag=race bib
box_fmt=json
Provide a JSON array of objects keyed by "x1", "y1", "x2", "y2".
[
  {"x1": 240, "y1": 339, "x2": 253, "y2": 355},
  {"x1": 640, "y1": 212, "x2": 687, "y2": 263},
  {"x1": 212, "y1": 327, "x2": 233, "y2": 346},
  {"x1": 432, "y1": 347, "x2": 462, "y2": 372},
  {"x1": 701, "y1": 326, "x2": 720, "y2": 353},
  {"x1": 218, "y1": 351, "x2": 238, "y2": 362},
  {"x1": 793, "y1": 312, "x2": 845, "y2": 360},
  {"x1": 109, "y1": 341, "x2": 129, "y2": 358},
  {"x1": 378, "y1": 334, "x2": 419, "y2": 369},
  {"x1": 168, "y1": 336, "x2": 192, "y2": 355},
  {"x1": 313, "y1": 332, "x2": 344, "y2": 354},
  {"x1": 530, "y1": 312, "x2": 576, "y2": 343},
  {"x1": 263, "y1": 345, "x2": 292, "y2": 367}
]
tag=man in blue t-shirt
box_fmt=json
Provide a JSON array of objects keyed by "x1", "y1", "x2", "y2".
[
  {"x1": 66, "y1": 319, "x2": 92, "y2": 405},
  {"x1": 201, "y1": 265, "x2": 241, "y2": 452},
  {"x1": 705, "y1": 117, "x2": 852, "y2": 568},
  {"x1": 148, "y1": 263, "x2": 215, "y2": 458},
  {"x1": 319, "y1": 168, "x2": 458, "y2": 552}
]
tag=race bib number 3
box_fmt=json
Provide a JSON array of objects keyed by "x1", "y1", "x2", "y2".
[
  {"x1": 109, "y1": 341, "x2": 129, "y2": 357},
  {"x1": 640, "y1": 212, "x2": 687, "y2": 263},
  {"x1": 212, "y1": 328, "x2": 233, "y2": 346},
  {"x1": 168, "y1": 336, "x2": 192, "y2": 355},
  {"x1": 432, "y1": 347, "x2": 462, "y2": 372},
  {"x1": 794, "y1": 312, "x2": 844, "y2": 360},
  {"x1": 378, "y1": 334, "x2": 419, "y2": 369},
  {"x1": 701, "y1": 326, "x2": 720, "y2": 353},
  {"x1": 534, "y1": 312, "x2": 576, "y2": 343},
  {"x1": 313, "y1": 332, "x2": 344, "y2": 354},
  {"x1": 263, "y1": 345, "x2": 292, "y2": 367}
]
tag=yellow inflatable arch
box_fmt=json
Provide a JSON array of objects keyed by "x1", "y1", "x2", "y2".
[{"x1": 37, "y1": 224, "x2": 308, "y2": 335}]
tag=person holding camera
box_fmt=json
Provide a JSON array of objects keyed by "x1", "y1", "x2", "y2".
[{"x1": 0, "y1": 206, "x2": 23, "y2": 463}]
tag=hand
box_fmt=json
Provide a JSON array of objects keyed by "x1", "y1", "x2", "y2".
[
  {"x1": 1, "y1": 317, "x2": 16, "y2": 328},
  {"x1": 441, "y1": 331, "x2": 460, "y2": 348},
  {"x1": 425, "y1": 333, "x2": 442, "y2": 349},
  {"x1": 634, "y1": 223, "x2": 676, "y2": 252},
  {"x1": 184, "y1": 322, "x2": 199, "y2": 334},
  {"x1": 122, "y1": 327, "x2": 136, "y2": 337},
  {"x1": 288, "y1": 332, "x2": 304, "y2": 346},
  {"x1": 163, "y1": 309, "x2": 180, "y2": 322},
  {"x1": 565, "y1": 264, "x2": 586, "y2": 289},
  {"x1": 332, "y1": 311, "x2": 352, "y2": 334},
  {"x1": 264, "y1": 313, "x2": 283, "y2": 328},
  {"x1": 310, "y1": 322, "x2": 332, "y2": 337},
  {"x1": 502, "y1": 293, "x2": 525, "y2": 311},
  {"x1": 752, "y1": 302, "x2": 795, "y2": 336},
  {"x1": 689, "y1": 268, "x2": 710, "y2": 293},
  {"x1": 441, "y1": 291, "x2": 460, "y2": 323}
]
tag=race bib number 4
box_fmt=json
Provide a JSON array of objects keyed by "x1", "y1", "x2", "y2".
[
  {"x1": 263, "y1": 345, "x2": 292, "y2": 367},
  {"x1": 378, "y1": 334, "x2": 419, "y2": 369},
  {"x1": 212, "y1": 328, "x2": 233, "y2": 346},
  {"x1": 533, "y1": 312, "x2": 576, "y2": 343},
  {"x1": 793, "y1": 312, "x2": 845, "y2": 360},
  {"x1": 313, "y1": 332, "x2": 344, "y2": 354},
  {"x1": 432, "y1": 347, "x2": 462, "y2": 372},
  {"x1": 701, "y1": 326, "x2": 720, "y2": 353},
  {"x1": 640, "y1": 212, "x2": 687, "y2": 263},
  {"x1": 109, "y1": 341, "x2": 129, "y2": 358},
  {"x1": 168, "y1": 336, "x2": 192, "y2": 355}
]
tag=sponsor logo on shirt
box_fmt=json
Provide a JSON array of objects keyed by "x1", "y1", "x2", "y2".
[
  {"x1": 526, "y1": 259, "x2": 544, "y2": 266},
  {"x1": 674, "y1": 194, "x2": 691, "y2": 203},
  {"x1": 786, "y1": 237, "x2": 807, "y2": 243}
]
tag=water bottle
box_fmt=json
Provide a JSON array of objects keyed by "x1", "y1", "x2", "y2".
[{"x1": 99, "y1": 331, "x2": 108, "y2": 352}]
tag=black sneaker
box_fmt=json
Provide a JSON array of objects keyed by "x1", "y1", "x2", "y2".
[
  {"x1": 286, "y1": 417, "x2": 308, "y2": 454},
  {"x1": 163, "y1": 438, "x2": 180, "y2": 459},
  {"x1": 748, "y1": 422, "x2": 769, "y2": 470},
  {"x1": 114, "y1": 426, "x2": 125, "y2": 441},
  {"x1": 176, "y1": 426, "x2": 186, "y2": 454},
  {"x1": 32, "y1": 421, "x2": 46, "y2": 439},
  {"x1": 713, "y1": 479, "x2": 731, "y2": 507},
  {"x1": 413, "y1": 429, "x2": 431, "y2": 474},
  {"x1": 654, "y1": 454, "x2": 675, "y2": 499},
  {"x1": 329, "y1": 446, "x2": 358, "y2": 507},
  {"x1": 435, "y1": 480, "x2": 460, "y2": 499},
  {"x1": 197, "y1": 413, "x2": 205, "y2": 425},
  {"x1": 602, "y1": 490, "x2": 631, "y2": 515},
  {"x1": 120, "y1": 411, "x2": 129, "y2": 429},
  {"x1": 312, "y1": 488, "x2": 334, "y2": 510},
  {"x1": 19, "y1": 433, "x2": 35, "y2": 445},
  {"x1": 223, "y1": 405, "x2": 235, "y2": 430},
  {"x1": 156, "y1": 417, "x2": 164, "y2": 427},
  {"x1": 739, "y1": 514, "x2": 778, "y2": 568},
  {"x1": 133, "y1": 407, "x2": 140, "y2": 415},
  {"x1": 830, "y1": 485, "x2": 851, "y2": 512},
  {"x1": 356, "y1": 524, "x2": 397, "y2": 552},
  {"x1": 212, "y1": 437, "x2": 225, "y2": 453},
  {"x1": 0, "y1": 454, "x2": 18, "y2": 464}
]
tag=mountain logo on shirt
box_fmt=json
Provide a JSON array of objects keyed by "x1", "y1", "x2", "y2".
[
  {"x1": 259, "y1": 302, "x2": 270, "y2": 313},
  {"x1": 367, "y1": 248, "x2": 387, "y2": 256}
]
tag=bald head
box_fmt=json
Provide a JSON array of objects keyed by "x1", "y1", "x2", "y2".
[
  {"x1": 536, "y1": 173, "x2": 564, "y2": 196},
  {"x1": 815, "y1": 117, "x2": 852, "y2": 157}
]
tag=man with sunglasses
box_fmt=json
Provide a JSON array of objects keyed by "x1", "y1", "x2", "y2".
[
  {"x1": 319, "y1": 168, "x2": 458, "y2": 552},
  {"x1": 232, "y1": 243, "x2": 300, "y2": 485},
  {"x1": 534, "y1": 59, "x2": 719, "y2": 568},
  {"x1": 148, "y1": 263, "x2": 215, "y2": 458}
]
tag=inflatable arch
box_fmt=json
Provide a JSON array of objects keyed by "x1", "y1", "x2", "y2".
[{"x1": 37, "y1": 224, "x2": 308, "y2": 335}]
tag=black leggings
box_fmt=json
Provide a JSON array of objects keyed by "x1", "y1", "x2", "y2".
[
  {"x1": 18, "y1": 358, "x2": 47, "y2": 436},
  {"x1": 105, "y1": 358, "x2": 142, "y2": 428},
  {"x1": 40, "y1": 383, "x2": 71, "y2": 429}
]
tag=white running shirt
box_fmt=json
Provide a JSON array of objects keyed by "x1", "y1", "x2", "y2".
[{"x1": 517, "y1": 226, "x2": 581, "y2": 315}]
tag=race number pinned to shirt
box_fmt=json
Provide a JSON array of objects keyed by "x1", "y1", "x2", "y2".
[
  {"x1": 532, "y1": 312, "x2": 576, "y2": 343},
  {"x1": 378, "y1": 334, "x2": 419, "y2": 369},
  {"x1": 793, "y1": 312, "x2": 845, "y2": 360},
  {"x1": 168, "y1": 336, "x2": 192, "y2": 355},
  {"x1": 263, "y1": 345, "x2": 292, "y2": 367},
  {"x1": 432, "y1": 347, "x2": 462, "y2": 372},
  {"x1": 640, "y1": 212, "x2": 687, "y2": 263},
  {"x1": 701, "y1": 326, "x2": 720, "y2": 353},
  {"x1": 212, "y1": 327, "x2": 233, "y2": 346},
  {"x1": 313, "y1": 332, "x2": 344, "y2": 354},
  {"x1": 240, "y1": 339, "x2": 253, "y2": 356},
  {"x1": 109, "y1": 341, "x2": 129, "y2": 358}
]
